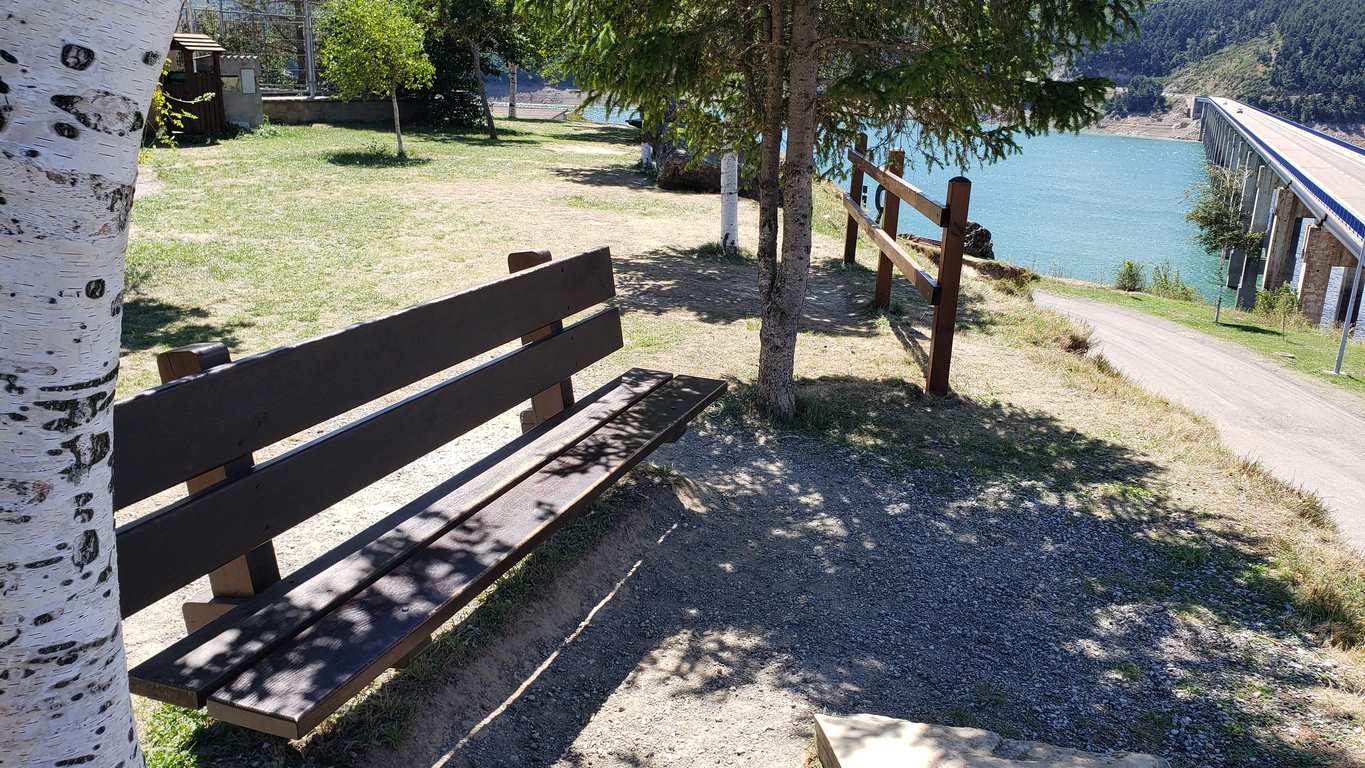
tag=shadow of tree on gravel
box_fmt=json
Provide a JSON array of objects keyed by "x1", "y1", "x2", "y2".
[
  {"x1": 281, "y1": 383, "x2": 1349, "y2": 768},
  {"x1": 141, "y1": 378, "x2": 1357, "y2": 768}
]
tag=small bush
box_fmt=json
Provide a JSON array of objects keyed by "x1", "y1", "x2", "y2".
[
  {"x1": 1114, "y1": 260, "x2": 1146, "y2": 292},
  {"x1": 1255, "y1": 284, "x2": 1300, "y2": 334},
  {"x1": 1148, "y1": 261, "x2": 1199, "y2": 302}
]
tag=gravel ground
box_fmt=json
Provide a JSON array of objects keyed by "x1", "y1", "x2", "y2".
[{"x1": 358, "y1": 416, "x2": 1359, "y2": 768}]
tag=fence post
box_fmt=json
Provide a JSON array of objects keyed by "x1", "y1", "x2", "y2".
[
  {"x1": 843, "y1": 132, "x2": 868, "y2": 264},
  {"x1": 873, "y1": 149, "x2": 904, "y2": 309},
  {"x1": 927, "y1": 177, "x2": 971, "y2": 395}
]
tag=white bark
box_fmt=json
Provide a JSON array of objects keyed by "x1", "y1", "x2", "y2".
[
  {"x1": 1, "y1": 2, "x2": 180, "y2": 765},
  {"x1": 720, "y1": 152, "x2": 739, "y2": 255}
]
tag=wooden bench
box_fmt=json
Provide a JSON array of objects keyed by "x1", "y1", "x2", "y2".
[{"x1": 111, "y1": 247, "x2": 724, "y2": 738}]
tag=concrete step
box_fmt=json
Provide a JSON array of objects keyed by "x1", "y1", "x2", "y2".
[{"x1": 814, "y1": 714, "x2": 1169, "y2": 768}]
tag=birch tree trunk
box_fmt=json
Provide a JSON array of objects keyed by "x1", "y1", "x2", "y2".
[
  {"x1": 756, "y1": 0, "x2": 816, "y2": 420},
  {"x1": 1, "y1": 2, "x2": 180, "y2": 765}
]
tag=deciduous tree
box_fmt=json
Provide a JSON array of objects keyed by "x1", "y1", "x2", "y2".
[
  {"x1": 318, "y1": 0, "x2": 436, "y2": 157},
  {"x1": 525, "y1": 0, "x2": 1142, "y2": 418},
  {"x1": 0, "y1": 2, "x2": 182, "y2": 765}
]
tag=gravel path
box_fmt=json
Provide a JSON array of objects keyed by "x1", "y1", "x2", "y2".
[
  {"x1": 361, "y1": 420, "x2": 1350, "y2": 768},
  {"x1": 1035, "y1": 291, "x2": 1365, "y2": 550}
]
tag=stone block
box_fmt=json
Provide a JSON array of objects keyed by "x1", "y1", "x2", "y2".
[{"x1": 814, "y1": 714, "x2": 1168, "y2": 768}]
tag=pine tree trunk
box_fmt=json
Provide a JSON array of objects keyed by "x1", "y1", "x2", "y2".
[
  {"x1": 467, "y1": 38, "x2": 497, "y2": 140},
  {"x1": 757, "y1": 0, "x2": 816, "y2": 420},
  {"x1": 756, "y1": 0, "x2": 785, "y2": 275},
  {"x1": 391, "y1": 90, "x2": 406, "y2": 158},
  {"x1": 1, "y1": 2, "x2": 180, "y2": 765}
]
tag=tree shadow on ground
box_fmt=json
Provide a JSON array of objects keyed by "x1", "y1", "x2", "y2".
[
  {"x1": 612, "y1": 247, "x2": 994, "y2": 343},
  {"x1": 324, "y1": 150, "x2": 434, "y2": 168},
  {"x1": 552, "y1": 164, "x2": 654, "y2": 189},
  {"x1": 294, "y1": 380, "x2": 1354, "y2": 768},
  {"x1": 1216, "y1": 321, "x2": 1282, "y2": 337},
  {"x1": 550, "y1": 124, "x2": 639, "y2": 145},
  {"x1": 121, "y1": 297, "x2": 253, "y2": 354}
]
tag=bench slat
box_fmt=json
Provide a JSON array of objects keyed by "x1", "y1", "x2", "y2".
[
  {"x1": 112, "y1": 247, "x2": 615, "y2": 509},
  {"x1": 116, "y1": 308, "x2": 623, "y2": 618},
  {"x1": 205, "y1": 375, "x2": 726, "y2": 738},
  {"x1": 128, "y1": 369, "x2": 673, "y2": 707}
]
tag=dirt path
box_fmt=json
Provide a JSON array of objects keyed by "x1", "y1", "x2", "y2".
[{"x1": 1035, "y1": 290, "x2": 1365, "y2": 550}]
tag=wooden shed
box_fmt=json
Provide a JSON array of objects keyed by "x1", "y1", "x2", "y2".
[{"x1": 165, "y1": 32, "x2": 228, "y2": 135}]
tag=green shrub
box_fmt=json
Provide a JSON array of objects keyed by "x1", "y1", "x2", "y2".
[
  {"x1": 1256, "y1": 284, "x2": 1301, "y2": 334},
  {"x1": 1148, "y1": 261, "x2": 1199, "y2": 302},
  {"x1": 1114, "y1": 260, "x2": 1146, "y2": 292}
]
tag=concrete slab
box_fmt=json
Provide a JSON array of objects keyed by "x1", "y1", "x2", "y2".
[{"x1": 814, "y1": 714, "x2": 1168, "y2": 768}]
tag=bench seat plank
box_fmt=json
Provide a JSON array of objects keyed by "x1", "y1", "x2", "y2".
[
  {"x1": 128, "y1": 369, "x2": 673, "y2": 708},
  {"x1": 117, "y1": 308, "x2": 623, "y2": 618},
  {"x1": 205, "y1": 376, "x2": 726, "y2": 738}
]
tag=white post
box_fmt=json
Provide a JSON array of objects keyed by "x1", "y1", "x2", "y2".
[
  {"x1": 1334, "y1": 238, "x2": 1365, "y2": 373},
  {"x1": 720, "y1": 151, "x2": 739, "y2": 255},
  {"x1": 640, "y1": 142, "x2": 653, "y2": 169},
  {"x1": 508, "y1": 64, "x2": 518, "y2": 119},
  {"x1": 304, "y1": 0, "x2": 317, "y2": 98}
]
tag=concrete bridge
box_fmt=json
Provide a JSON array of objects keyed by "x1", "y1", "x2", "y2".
[{"x1": 1193, "y1": 96, "x2": 1365, "y2": 334}]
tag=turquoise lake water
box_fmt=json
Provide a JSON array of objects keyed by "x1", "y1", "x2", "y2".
[
  {"x1": 580, "y1": 110, "x2": 1216, "y2": 295},
  {"x1": 869, "y1": 131, "x2": 1219, "y2": 295}
]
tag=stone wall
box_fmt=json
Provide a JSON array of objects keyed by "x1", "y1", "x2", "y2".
[
  {"x1": 1297, "y1": 225, "x2": 1358, "y2": 325},
  {"x1": 263, "y1": 96, "x2": 429, "y2": 125}
]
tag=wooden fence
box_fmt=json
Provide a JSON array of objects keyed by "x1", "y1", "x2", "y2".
[{"x1": 841, "y1": 133, "x2": 971, "y2": 395}]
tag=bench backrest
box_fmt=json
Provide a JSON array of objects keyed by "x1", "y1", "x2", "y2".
[{"x1": 112, "y1": 247, "x2": 619, "y2": 617}]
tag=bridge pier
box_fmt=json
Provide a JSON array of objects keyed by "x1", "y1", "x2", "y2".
[
  {"x1": 1298, "y1": 224, "x2": 1361, "y2": 326},
  {"x1": 1226, "y1": 150, "x2": 1261, "y2": 291},
  {"x1": 1262, "y1": 187, "x2": 1310, "y2": 291},
  {"x1": 1236, "y1": 164, "x2": 1277, "y2": 309}
]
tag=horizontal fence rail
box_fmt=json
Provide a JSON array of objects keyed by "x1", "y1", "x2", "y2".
[{"x1": 841, "y1": 133, "x2": 971, "y2": 395}]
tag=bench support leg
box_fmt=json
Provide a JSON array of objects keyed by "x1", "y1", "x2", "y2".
[
  {"x1": 510, "y1": 250, "x2": 576, "y2": 433},
  {"x1": 158, "y1": 343, "x2": 283, "y2": 634}
]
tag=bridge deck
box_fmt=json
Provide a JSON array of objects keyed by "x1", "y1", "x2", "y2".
[{"x1": 1210, "y1": 97, "x2": 1365, "y2": 248}]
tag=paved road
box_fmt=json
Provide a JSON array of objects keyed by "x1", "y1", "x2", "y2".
[
  {"x1": 1211, "y1": 96, "x2": 1365, "y2": 240},
  {"x1": 1036, "y1": 291, "x2": 1365, "y2": 549}
]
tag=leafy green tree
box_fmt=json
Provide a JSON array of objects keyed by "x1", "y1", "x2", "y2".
[
  {"x1": 1187, "y1": 165, "x2": 1265, "y2": 266},
  {"x1": 1108, "y1": 75, "x2": 1167, "y2": 115},
  {"x1": 319, "y1": 0, "x2": 436, "y2": 157},
  {"x1": 524, "y1": 0, "x2": 1142, "y2": 418},
  {"x1": 418, "y1": 0, "x2": 540, "y2": 139}
]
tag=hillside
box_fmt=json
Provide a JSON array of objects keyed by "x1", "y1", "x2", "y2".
[{"x1": 1079, "y1": 0, "x2": 1365, "y2": 121}]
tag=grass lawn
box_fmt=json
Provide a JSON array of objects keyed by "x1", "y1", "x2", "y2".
[
  {"x1": 1037, "y1": 277, "x2": 1365, "y2": 398},
  {"x1": 125, "y1": 119, "x2": 1365, "y2": 768}
]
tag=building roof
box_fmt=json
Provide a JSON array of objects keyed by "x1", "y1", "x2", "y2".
[{"x1": 171, "y1": 32, "x2": 227, "y2": 54}]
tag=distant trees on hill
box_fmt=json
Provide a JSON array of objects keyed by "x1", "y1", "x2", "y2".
[
  {"x1": 1079, "y1": 0, "x2": 1365, "y2": 121},
  {"x1": 1108, "y1": 76, "x2": 1167, "y2": 115}
]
